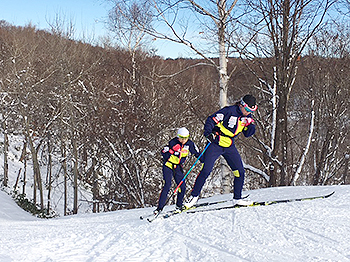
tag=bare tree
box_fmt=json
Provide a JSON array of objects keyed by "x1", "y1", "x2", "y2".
[
  {"x1": 0, "y1": 22, "x2": 19, "y2": 188},
  {"x1": 2, "y1": 24, "x2": 52, "y2": 209},
  {"x1": 109, "y1": 1, "x2": 153, "y2": 92},
  {"x1": 301, "y1": 23, "x2": 350, "y2": 185},
  {"x1": 235, "y1": 0, "x2": 336, "y2": 186},
  {"x1": 108, "y1": 0, "x2": 246, "y2": 193}
]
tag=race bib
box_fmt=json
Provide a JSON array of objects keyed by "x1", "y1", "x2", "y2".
[{"x1": 228, "y1": 116, "x2": 237, "y2": 128}]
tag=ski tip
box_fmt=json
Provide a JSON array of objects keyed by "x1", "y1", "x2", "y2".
[
  {"x1": 140, "y1": 216, "x2": 144, "y2": 220},
  {"x1": 325, "y1": 191, "x2": 335, "y2": 198}
]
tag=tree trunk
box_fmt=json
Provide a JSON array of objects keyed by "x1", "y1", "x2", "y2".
[
  {"x1": 3, "y1": 123, "x2": 9, "y2": 187},
  {"x1": 47, "y1": 135, "x2": 53, "y2": 215},
  {"x1": 272, "y1": 91, "x2": 288, "y2": 187},
  {"x1": 26, "y1": 133, "x2": 44, "y2": 210},
  {"x1": 92, "y1": 157, "x2": 98, "y2": 213},
  {"x1": 20, "y1": 141, "x2": 27, "y2": 195},
  {"x1": 344, "y1": 154, "x2": 349, "y2": 185},
  {"x1": 22, "y1": 157, "x2": 27, "y2": 195},
  {"x1": 23, "y1": 115, "x2": 44, "y2": 209},
  {"x1": 72, "y1": 135, "x2": 79, "y2": 214},
  {"x1": 218, "y1": 0, "x2": 232, "y2": 194},
  {"x1": 61, "y1": 138, "x2": 68, "y2": 216}
]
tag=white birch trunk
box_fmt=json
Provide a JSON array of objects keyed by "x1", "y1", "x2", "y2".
[{"x1": 218, "y1": 0, "x2": 231, "y2": 194}]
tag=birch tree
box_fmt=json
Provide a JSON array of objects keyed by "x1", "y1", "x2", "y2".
[{"x1": 108, "y1": 0, "x2": 244, "y2": 193}]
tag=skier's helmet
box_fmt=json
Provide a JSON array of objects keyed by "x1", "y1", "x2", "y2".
[
  {"x1": 241, "y1": 94, "x2": 257, "y2": 113},
  {"x1": 177, "y1": 127, "x2": 190, "y2": 138}
]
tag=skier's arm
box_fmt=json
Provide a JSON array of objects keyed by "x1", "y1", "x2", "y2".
[
  {"x1": 161, "y1": 140, "x2": 179, "y2": 160},
  {"x1": 204, "y1": 107, "x2": 228, "y2": 137},
  {"x1": 242, "y1": 121, "x2": 256, "y2": 137},
  {"x1": 161, "y1": 145, "x2": 171, "y2": 161},
  {"x1": 162, "y1": 139, "x2": 181, "y2": 163},
  {"x1": 189, "y1": 141, "x2": 201, "y2": 159}
]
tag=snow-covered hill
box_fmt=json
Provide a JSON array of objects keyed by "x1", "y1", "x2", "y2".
[{"x1": 1, "y1": 185, "x2": 350, "y2": 262}]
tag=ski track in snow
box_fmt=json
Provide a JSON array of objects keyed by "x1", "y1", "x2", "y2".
[{"x1": 1, "y1": 185, "x2": 350, "y2": 262}]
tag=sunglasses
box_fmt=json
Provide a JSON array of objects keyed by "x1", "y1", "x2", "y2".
[
  {"x1": 178, "y1": 135, "x2": 189, "y2": 139},
  {"x1": 241, "y1": 100, "x2": 258, "y2": 113}
]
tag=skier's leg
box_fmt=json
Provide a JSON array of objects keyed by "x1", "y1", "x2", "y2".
[
  {"x1": 190, "y1": 143, "x2": 223, "y2": 197},
  {"x1": 174, "y1": 168, "x2": 186, "y2": 208},
  {"x1": 157, "y1": 165, "x2": 173, "y2": 210},
  {"x1": 222, "y1": 146, "x2": 245, "y2": 199}
]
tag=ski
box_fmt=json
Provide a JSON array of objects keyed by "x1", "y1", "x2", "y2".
[
  {"x1": 193, "y1": 194, "x2": 250, "y2": 209},
  {"x1": 185, "y1": 191, "x2": 335, "y2": 214},
  {"x1": 147, "y1": 209, "x2": 184, "y2": 222},
  {"x1": 140, "y1": 213, "x2": 153, "y2": 220},
  {"x1": 142, "y1": 203, "x2": 222, "y2": 222},
  {"x1": 140, "y1": 209, "x2": 177, "y2": 222},
  {"x1": 162, "y1": 195, "x2": 251, "y2": 219},
  {"x1": 141, "y1": 194, "x2": 250, "y2": 222},
  {"x1": 146, "y1": 212, "x2": 161, "y2": 223},
  {"x1": 140, "y1": 210, "x2": 166, "y2": 221},
  {"x1": 143, "y1": 191, "x2": 334, "y2": 221}
]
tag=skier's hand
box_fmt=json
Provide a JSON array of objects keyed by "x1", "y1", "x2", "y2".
[
  {"x1": 173, "y1": 151, "x2": 180, "y2": 156},
  {"x1": 169, "y1": 144, "x2": 181, "y2": 155},
  {"x1": 212, "y1": 126, "x2": 220, "y2": 135},
  {"x1": 241, "y1": 117, "x2": 254, "y2": 127},
  {"x1": 206, "y1": 133, "x2": 216, "y2": 143},
  {"x1": 172, "y1": 144, "x2": 181, "y2": 151}
]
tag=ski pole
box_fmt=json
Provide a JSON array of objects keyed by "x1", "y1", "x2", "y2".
[
  {"x1": 174, "y1": 142, "x2": 211, "y2": 194},
  {"x1": 164, "y1": 141, "x2": 211, "y2": 206}
]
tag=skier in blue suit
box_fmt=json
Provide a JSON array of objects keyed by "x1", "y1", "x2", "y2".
[
  {"x1": 155, "y1": 127, "x2": 201, "y2": 215},
  {"x1": 185, "y1": 95, "x2": 257, "y2": 208}
]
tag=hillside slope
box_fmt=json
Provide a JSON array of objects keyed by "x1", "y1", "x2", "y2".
[{"x1": 0, "y1": 185, "x2": 349, "y2": 262}]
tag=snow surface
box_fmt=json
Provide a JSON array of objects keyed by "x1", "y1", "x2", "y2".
[{"x1": 1, "y1": 185, "x2": 350, "y2": 262}]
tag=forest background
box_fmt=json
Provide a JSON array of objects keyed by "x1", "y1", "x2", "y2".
[{"x1": 1, "y1": 0, "x2": 350, "y2": 217}]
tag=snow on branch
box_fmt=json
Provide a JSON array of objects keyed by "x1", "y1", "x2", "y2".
[{"x1": 243, "y1": 162, "x2": 270, "y2": 182}]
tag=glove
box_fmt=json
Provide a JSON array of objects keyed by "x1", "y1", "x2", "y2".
[
  {"x1": 211, "y1": 126, "x2": 221, "y2": 135},
  {"x1": 173, "y1": 151, "x2": 180, "y2": 156},
  {"x1": 206, "y1": 126, "x2": 220, "y2": 143},
  {"x1": 169, "y1": 144, "x2": 181, "y2": 154},
  {"x1": 241, "y1": 117, "x2": 254, "y2": 127},
  {"x1": 206, "y1": 133, "x2": 216, "y2": 143}
]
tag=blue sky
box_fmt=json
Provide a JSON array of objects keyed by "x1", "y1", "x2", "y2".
[
  {"x1": 0, "y1": 0, "x2": 186, "y2": 58},
  {"x1": 1, "y1": 0, "x2": 111, "y2": 38}
]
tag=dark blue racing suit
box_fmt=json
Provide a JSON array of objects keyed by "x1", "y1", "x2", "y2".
[
  {"x1": 190, "y1": 104, "x2": 255, "y2": 199},
  {"x1": 157, "y1": 137, "x2": 200, "y2": 210}
]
